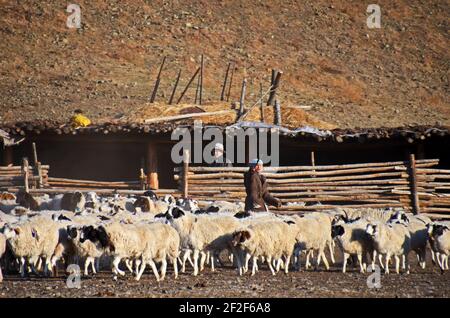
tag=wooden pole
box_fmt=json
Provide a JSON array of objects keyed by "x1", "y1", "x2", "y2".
[
  {"x1": 267, "y1": 70, "x2": 282, "y2": 106},
  {"x1": 182, "y1": 149, "x2": 190, "y2": 198},
  {"x1": 32, "y1": 142, "x2": 38, "y2": 165},
  {"x1": 150, "y1": 56, "x2": 166, "y2": 102},
  {"x1": 220, "y1": 62, "x2": 231, "y2": 101},
  {"x1": 259, "y1": 82, "x2": 264, "y2": 122},
  {"x1": 226, "y1": 62, "x2": 235, "y2": 102},
  {"x1": 274, "y1": 99, "x2": 282, "y2": 125},
  {"x1": 239, "y1": 78, "x2": 247, "y2": 116},
  {"x1": 22, "y1": 157, "x2": 29, "y2": 193},
  {"x1": 199, "y1": 54, "x2": 204, "y2": 105},
  {"x1": 146, "y1": 142, "x2": 159, "y2": 190},
  {"x1": 177, "y1": 67, "x2": 200, "y2": 104},
  {"x1": 3, "y1": 146, "x2": 13, "y2": 166},
  {"x1": 168, "y1": 69, "x2": 181, "y2": 105},
  {"x1": 409, "y1": 153, "x2": 420, "y2": 214}
]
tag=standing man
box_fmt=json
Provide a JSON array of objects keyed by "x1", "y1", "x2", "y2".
[
  {"x1": 244, "y1": 159, "x2": 281, "y2": 212},
  {"x1": 210, "y1": 143, "x2": 232, "y2": 167}
]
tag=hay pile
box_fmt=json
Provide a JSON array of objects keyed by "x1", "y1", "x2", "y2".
[{"x1": 125, "y1": 102, "x2": 335, "y2": 130}]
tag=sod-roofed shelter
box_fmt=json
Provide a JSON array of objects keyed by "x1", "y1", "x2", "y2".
[{"x1": 1, "y1": 101, "x2": 449, "y2": 190}]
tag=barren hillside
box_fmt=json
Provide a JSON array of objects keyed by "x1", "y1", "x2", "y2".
[{"x1": 0, "y1": 0, "x2": 448, "y2": 128}]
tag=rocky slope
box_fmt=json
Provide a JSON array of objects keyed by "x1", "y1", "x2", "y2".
[{"x1": 0, "y1": 0, "x2": 448, "y2": 128}]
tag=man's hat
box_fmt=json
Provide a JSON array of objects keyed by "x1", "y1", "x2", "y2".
[{"x1": 249, "y1": 159, "x2": 263, "y2": 167}]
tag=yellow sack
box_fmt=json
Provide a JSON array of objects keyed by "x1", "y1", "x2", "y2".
[{"x1": 71, "y1": 114, "x2": 91, "y2": 128}]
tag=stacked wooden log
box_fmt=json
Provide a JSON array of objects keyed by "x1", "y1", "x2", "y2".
[
  {"x1": 0, "y1": 164, "x2": 49, "y2": 190},
  {"x1": 47, "y1": 177, "x2": 142, "y2": 190},
  {"x1": 174, "y1": 159, "x2": 450, "y2": 219}
]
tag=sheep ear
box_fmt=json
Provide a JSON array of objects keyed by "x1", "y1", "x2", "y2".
[
  {"x1": 14, "y1": 227, "x2": 21, "y2": 235},
  {"x1": 242, "y1": 230, "x2": 251, "y2": 241}
]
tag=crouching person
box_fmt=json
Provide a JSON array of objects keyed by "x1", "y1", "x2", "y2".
[{"x1": 244, "y1": 159, "x2": 281, "y2": 212}]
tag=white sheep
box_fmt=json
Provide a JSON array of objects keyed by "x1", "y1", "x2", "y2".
[
  {"x1": 66, "y1": 225, "x2": 104, "y2": 276},
  {"x1": 331, "y1": 220, "x2": 374, "y2": 273},
  {"x1": 388, "y1": 211, "x2": 429, "y2": 269},
  {"x1": 3, "y1": 216, "x2": 60, "y2": 276},
  {"x1": 231, "y1": 220, "x2": 297, "y2": 276},
  {"x1": 366, "y1": 222, "x2": 411, "y2": 274},
  {"x1": 167, "y1": 210, "x2": 241, "y2": 276},
  {"x1": 290, "y1": 214, "x2": 332, "y2": 271},
  {"x1": 427, "y1": 223, "x2": 450, "y2": 271},
  {"x1": 135, "y1": 222, "x2": 180, "y2": 281}
]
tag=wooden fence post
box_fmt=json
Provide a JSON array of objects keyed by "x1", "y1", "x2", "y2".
[
  {"x1": 220, "y1": 62, "x2": 231, "y2": 101},
  {"x1": 259, "y1": 82, "x2": 264, "y2": 122},
  {"x1": 274, "y1": 100, "x2": 282, "y2": 125},
  {"x1": 32, "y1": 142, "x2": 43, "y2": 188},
  {"x1": 239, "y1": 78, "x2": 247, "y2": 116},
  {"x1": 409, "y1": 153, "x2": 420, "y2": 214},
  {"x1": 182, "y1": 149, "x2": 190, "y2": 198},
  {"x1": 146, "y1": 142, "x2": 159, "y2": 190},
  {"x1": 22, "y1": 157, "x2": 29, "y2": 193}
]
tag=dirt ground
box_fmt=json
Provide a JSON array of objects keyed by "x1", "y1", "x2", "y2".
[{"x1": 1, "y1": 254, "x2": 448, "y2": 298}]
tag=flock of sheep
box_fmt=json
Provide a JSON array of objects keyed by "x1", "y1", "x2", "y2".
[{"x1": 0, "y1": 190, "x2": 449, "y2": 284}]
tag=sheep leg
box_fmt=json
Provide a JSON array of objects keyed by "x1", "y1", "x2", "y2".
[
  {"x1": 0, "y1": 266, "x2": 3, "y2": 282},
  {"x1": 172, "y1": 257, "x2": 178, "y2": 279},
  {"x1": 90, "y1": 257, "x2": 97, "y2": 274},
  {"x1": 210, "y1": 255, "x2": 215, "y2": 272},
  {"x1": 199, "y1": 251, "x2": 207, "y2": 272},
  {"x1": 402, "y1": 255, "x2": 406, "y2": 270},
  {"x1": 192, "y1": 249, "x2": 200, "y2": 276},
  {"x1": 135, "y1": 259, "x2": 142, "y2": 277},
  {"x1": 438, "y1": 254, "x2": 446, "y2": 271},
  {"x1": 19, "y1": 257, "x2": 26, "y2": 278},
  {"x1": 284, "y1": 255, "x2": 291, "y2": 274},
  {"x1": 135, "y1": 259, "x2": 146, "y2": 281},
  {"x1": 124, "y1": 259, "x2": 133, "y2": 273},
  {"x1": 275, "y1": 259, "x2": 282, "y2": 272},
  {"x1": 342, "y1": 253, "x2": 349, "y2": 273},
  {"x1": 267, "y1": 256, "x2": 276, "y2": 275},
  {"x1": 320, "y1": 251, "x2": 329, "y2": 270},
  {"x1": 148, "y1": 259, "x2": 160, "y2": 281},
  {"x1": 305, "y1": 250, "x2": 313, "y2": 269},
  {"x1": 181, "y1": 250, "x2": 191, "y2": 273},
  {"x1": 244, "y1": 253, "x2": 251, "y2": 273},
  {"x1": 112, "y1": 256, "x2": 125, "y2": 276},
  {"x1": 328, "y1": 241, "x2": 335, "y2": 264},
  {"x1": 431, "y1": 250, "x2": 436, "y2": 265},
  {"x1": 229, "y1": 253, "x2": 234, "y2": 264},
  {"x1": 205, "y1": 251, "x2": 210, "y2": 265},
  {"x1": 230, "y1": 247, "x2": 243, "y2": 275},
  {"x1": 357, "y1": 254, "x2": 364, "y2": 273},
  {"x1": 436, "y1": 252, "x2": 442, "y2": 268},
  {"x1": 84, "y1": 257, "x2": 91, "y2": 276},
  {"x1": 36, "y1": 257, "x2": 43, "y2": 272},
  {"x1": 378, "y1": 253, "x2": 385, "y2": 269},
  {"x1": 417, "y1": 249, "x2": 426, "y2": 269},
  {"x1": 294, "y1": 247, "x2": 302, "y2": 271},
  {"x1": 251, "y1": 256, "x2": 258, "y2": 276},
  {"x1": 395, "y1": 255, "x2": 401, "y2": 274},
  {"x1": 160, "y1": 259, "x2": 167, "y2": 281}
]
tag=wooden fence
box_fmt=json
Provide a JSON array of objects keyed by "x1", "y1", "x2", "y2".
[
  {"x1": 174, "y1": 156, "x2": 450, "y2": 219},
  {"x1": 0, "y1": 159, "x2": 49, "y2": 191}
]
